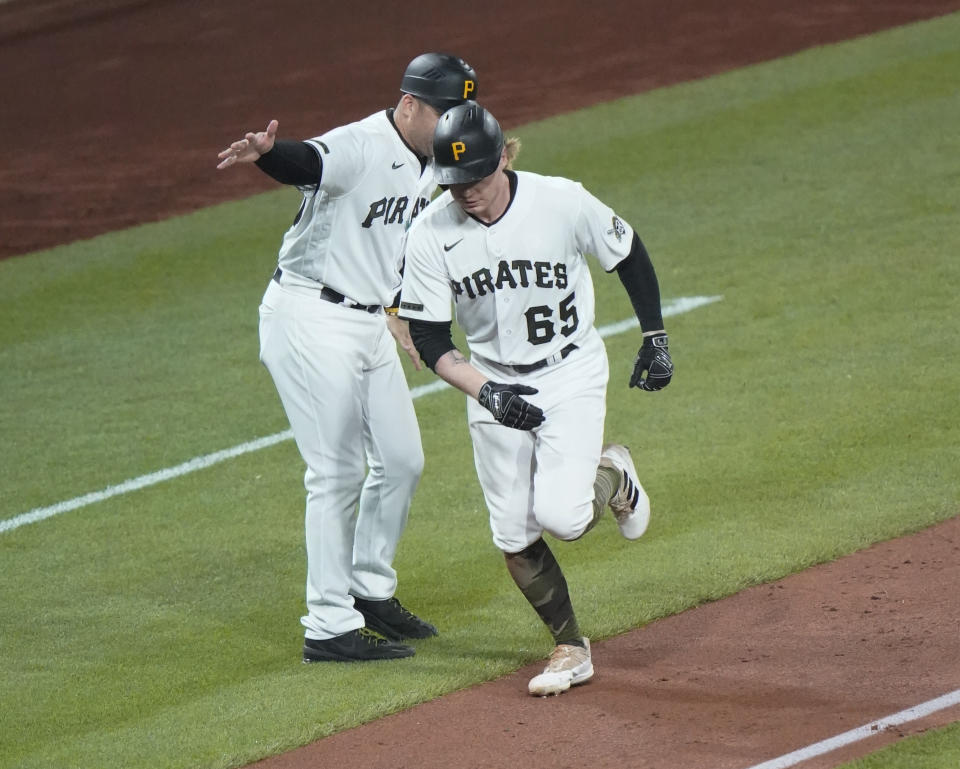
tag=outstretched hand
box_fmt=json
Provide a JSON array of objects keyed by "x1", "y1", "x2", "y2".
[{"x1": 216, "y1": 119, "x2": 278, "y2": 169}]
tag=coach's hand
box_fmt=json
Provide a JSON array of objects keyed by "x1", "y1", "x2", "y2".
[
  {"x1": 478, "y1": 381, "x2": 544, "y2": 430},
  {"x1": 216, "y1": 119, "x2": 279, "y2": 169},
  {"x1": 386, "y1": 314, "x2": 423, "y2": 371},
  {"x1": 630, "y1": 333, "x2": 673, "y2": 391}
]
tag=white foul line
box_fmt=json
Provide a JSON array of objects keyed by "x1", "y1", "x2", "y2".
[
  {"x1": 0, "y1": 295, "x2": 722, "y2": 534},
  {"x1": 743, "y1": 688, "x2": 960, "y2": 769}
]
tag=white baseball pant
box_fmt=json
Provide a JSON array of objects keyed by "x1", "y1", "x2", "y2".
[
  {"x1": 259, "y1": 275, "x2": 423, "y2": 639},
  {"x1": 466, "y1": 330, "x2": 609, "y2": 553}
]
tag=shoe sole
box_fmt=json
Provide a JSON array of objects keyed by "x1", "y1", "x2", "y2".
[
  {"x1": 602, "y1": 444, "x2": 650, "y2": 540},
  {"x1": 528, "y1": 662, "x2": 595, "y2": 696},
  {"x1": 302, "y1": 645, "x2": 415, "y2": 663}
]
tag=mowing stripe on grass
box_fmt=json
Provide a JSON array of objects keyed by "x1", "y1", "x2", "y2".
[
  {"x1": 742, "y1": 688, "x2": 960, "y2": 769},
  {"x1": 0, "y1": 295, "x2": 721, "y2": 534}
]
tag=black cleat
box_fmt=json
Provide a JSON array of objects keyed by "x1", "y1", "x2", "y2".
[
  {"x1": 302, "y1": 628, "x2": 415, "y2": 663},
  {"x1": 351, "y1": 596, "x2": 439, "y2": 641}
]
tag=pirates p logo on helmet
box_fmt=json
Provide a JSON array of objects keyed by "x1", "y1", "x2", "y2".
[
  {"x1": 433, "y1": 102, "x2": 504, "y2": 185},
  {"x1": 400, "y1": 53, "x2": 480, "y2": 112}
]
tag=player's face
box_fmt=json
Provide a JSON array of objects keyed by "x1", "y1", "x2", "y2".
[{"x1": 447, "y1": 152, "x2": 510, "y2": 223}]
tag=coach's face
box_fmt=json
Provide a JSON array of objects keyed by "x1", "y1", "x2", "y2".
[
  {"x1": 448, "y1": 151, "x2": 510, "y2": 223},
  {"x1": 404, "y1": 96, "x2": 443, "y2": 157}
]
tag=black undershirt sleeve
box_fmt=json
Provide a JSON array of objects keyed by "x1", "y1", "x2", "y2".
[
  {"x1": 408, "y1": 319, "x2": 457, "y2": 372},
  {"x1": 254, "y1": 139, "x2": 322, "y2": 187},
  {"x1": 614, "y1": 232, "x2": 665, "y2": 332}
]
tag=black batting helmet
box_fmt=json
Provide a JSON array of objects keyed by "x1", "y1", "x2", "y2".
[
  {"x1": 433, "y1": 102, "x2": 504, "y2": 185},
  {"x1": 401, "y1": 53, "x2": 478, "y2": 112}
]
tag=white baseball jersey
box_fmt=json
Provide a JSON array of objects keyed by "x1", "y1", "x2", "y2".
[
  {"x1": 400, "y1": 171, "x2": 635, "y2": 366},
  {"x1": 276, "y1": 110, "x2": 435, "y2": 306}
]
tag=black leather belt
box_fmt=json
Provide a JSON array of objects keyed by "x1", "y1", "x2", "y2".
[
  {"x1": 511, "y1": 343, "x2": 578, "y2": 374},
  {"x1": 272, "y1": 267, "x2": 380, "y2": 314}
]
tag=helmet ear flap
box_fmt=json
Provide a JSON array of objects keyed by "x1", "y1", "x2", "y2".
[{"x1": 433, "y1": 103, "x2": 504, "y2": 185}]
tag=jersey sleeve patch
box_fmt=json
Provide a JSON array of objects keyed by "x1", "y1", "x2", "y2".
[
  {"x1": 575, "y1": 185, "x2": 635, "y2": 271},
  {"x1": 608, "y1": 215, "x2": 627, "y2": 242}
]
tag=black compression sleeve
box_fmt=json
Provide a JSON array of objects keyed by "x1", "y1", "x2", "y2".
[
  {"x1": 254, "y1": 140, "x2": 322, "y2": 186},
  {"x1": 408, "y1": 319, "x2": 457, "y2": 372},
  {"x1": 615, "y1": 232, "x2": 664, "y2": 332}
]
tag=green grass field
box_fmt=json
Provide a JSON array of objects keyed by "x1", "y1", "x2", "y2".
[{"x1": 2, "y1": 13, "x2": 959, "y2": 769}]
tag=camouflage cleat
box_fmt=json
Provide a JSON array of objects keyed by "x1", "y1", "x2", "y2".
[{"x1": 528, "y1": 638, "x2": 594, "y2": 696}]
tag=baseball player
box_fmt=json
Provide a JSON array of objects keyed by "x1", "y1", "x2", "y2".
[
  {"x1": 399, "y1": 102, "x2": 673, "y2": 695},
  {"x1": 215, "y1": 53, "x2": 479, "y2": 663}
]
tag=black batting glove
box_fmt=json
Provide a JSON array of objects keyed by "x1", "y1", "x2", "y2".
[
  {"x1": 478, "y1": 381, "x2": 545, "y2": 430},
  {"x1": 630, "y1": 333, "x2": 673, "y2": 391}
]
